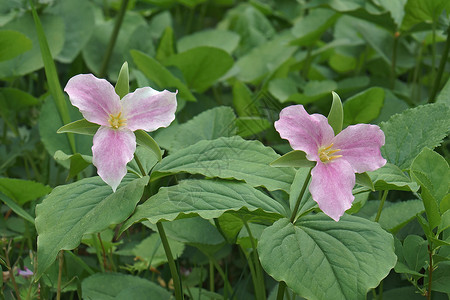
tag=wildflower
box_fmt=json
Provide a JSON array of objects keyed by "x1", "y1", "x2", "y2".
[
  {"x1": 275, "y1": 105, "x2": 386, "y2": 221},
  {"x1": 65, "y1": 74, "x2": 177, "y2": 191},
  {"x1": 17, "y1": 267, "x2": 33, "y2": 278}
]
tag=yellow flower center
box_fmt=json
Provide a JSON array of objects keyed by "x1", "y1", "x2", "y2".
[
  {"x1": 108, "y1": 111, "x2": 127, "y2": 129},
  {"x1": 318, "y1": 143, "x2": 342, "y2": 163}
]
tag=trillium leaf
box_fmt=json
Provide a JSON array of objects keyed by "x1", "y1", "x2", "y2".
[
  {"x1": 327, "y1": 91, "x2": 343, "y2": 135},
  {"x1": 270, "y1": 150, "x2": 315, "y2": 168},
  {"x1": 368, "y1": 163, "x2": 419, "y2": 191},
  {"x1": 355, "y1": 172, "x2": 374, "y2": 191},
  {"x1": 342, "y1": 87, "x2": 384, "y2": 126},
  {"x1": 115, "y1": 61, "x2": 129, "y2": 99},
  {"x1": 135, "y1": 130, "x2": 162, "y2": 162},
  {"x1": 121, "y1": 179, "x2": 287, "y2": 232},
  {"x1": 0, "y1": 178, "x2": 52, "y2": 205},
  {"x1": 0, "y1": 192, "x2": 35, "y2": 224},
  {"x1": 258, "y1": 215, "x2": 396, "y2": 300},
  {"x1": 177, "y1": 29, "x2": 240, "y2": 54},
  {"x1": 53, "y1": 150, "x2": 92, "y2": 179},
  {"x1": 35, "y1": 175, "x2": 148, "y2": 279},
  {"x1": 0, "y1": 30, "x2": 32, "y2": 62},
  {"x1": 380, "y1": 103, "x2": 450, "y2": 170},
  {"x1": 57, "y1": 119, "x2": 100, "y2": 135},
  {"x1": 152, "y1": 136, "x2": 296, "y2": 192}
]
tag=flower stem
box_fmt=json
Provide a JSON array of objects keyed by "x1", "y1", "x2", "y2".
[
  {"x1": 99, "y1": 0, "x2": 130, "y2": 77},
  {"x1": 134, "y1": 153, "x2": 147, "y2": 176},
  {"x1": 374, "y1": 190, "x2": 389, "y2": 223},
  {"x1": 4, "y1": 241, "x2": 21, "y2": 300},
  {"x1": 156, "y1": 222, "x2": 183, "y2": 300},
  {"x1": 244, "y1": 220, "x2": 266, "y2": 300},
  {"x1": 56, "y1": 251, "x2": 64, "y2": 300},
  {"x1": 427, "y1": 244, "x2": 433, "y2": 300},
  {"x1": 430, "y1": 25, "x2": 450, "y2": 103},
  {"x1": 390, "y1": 32, "x2": 399, "y2": 89},
  {"x1": 276, "y1": 282, "x2": 286, "y2": 300},
  {"x1": 290, "y1": 170, "x2": 312, "y2": 223}
]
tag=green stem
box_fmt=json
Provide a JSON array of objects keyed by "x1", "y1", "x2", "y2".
[
  {"x1": 209, "y1": 259, "x2": 214, "y2": 292},
  {"x1": 244, "y1": 221, "x2": 266, "y2": 300},
  {"x1": 374, "y1": 190, "x2": 389, "y2": 223},
  {"x1": 91, "y1": 234, "x2": 105, "y2": 272},
  {"x1": 99, "y1": 0, "x2": 130, "y2": 77},
  {"x1": 290, "y1": 170, "x2": 312, "y2": 223},
  {"x1": 5, "y1": 242, "x2": 21, "y2": 300},
  {"x1": 430, "y1": 25, "x2": 450, "y2": 103},
  {"x1": 427, "y1": 244, "x2": 433, "y2": 300},
  {"x1": 431, "y1": 21, "x2": 437, "y2": 93},
  {"x1": 391, "y1": 32, "x2": 399, "y2": 89},
  {"x1": 97, "y1": 233, "x2": 109, "y2": 271},
  {"x1": 56, "y1": 251, "x2": 64, "y2": 300},
  {"x1": 276, "y1": 282, "x2": 286, "y2": 300},
  {"x1": 134, "y1": 153, "x2": 146, "y2": 176},
  {"x1": 156, "y1": 222, "x2": 183, "y2": 300}
]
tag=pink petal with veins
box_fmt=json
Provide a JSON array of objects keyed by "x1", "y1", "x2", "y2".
[
  {"x1": 64, "y1": 74, "x2": 121, "y2": 126},
  {"x1": 122, "y1": 88, "x2": 177, "y2": 132},
  {"x1": 92, "y1": 126, "x2": 136, "y2": 192}
]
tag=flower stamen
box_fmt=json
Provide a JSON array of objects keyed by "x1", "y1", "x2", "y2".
[
  {"x1": 319, "y1": 143, "x2": 342, "y2": 163},
  {"x1": 108, "y1": 111, "x2": 127, "y2": 129}
]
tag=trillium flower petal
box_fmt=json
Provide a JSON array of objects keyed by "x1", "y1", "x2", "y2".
[
  {"x1": 64, "y1": 74, "x2": 121, "y2": 126},
  {"x1": 122, "y1": 88, "x2": 177, "y2": 132},
  {"x1": 92, "y1": 127, "x2": 136, "y2": 192},
  {"x1": 332, "y1": 124, "x2": 387, "y2": 173},
  {"x1": 309, "y1": 159, "x2": 355, "y2": 221},
  {"x1": 274, "y1": 105, "x2": 334, "y2": 161}
]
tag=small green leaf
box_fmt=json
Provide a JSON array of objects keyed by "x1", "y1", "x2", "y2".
[
  {"x1": 0, "y1": 30, "x2": 32, "y2": 61},
  {"x1": 327, "y1": 91, "x2": 343, "y2": 135},
  {"x1": 156, "y1": 26, "x2": 175, "y2": 62},
  {"x1": 132, "y1": 234, "x2": 184, "y2": 268},
  {"x1": 270, "y1": 150, "x2": 315, "y2": 168},
  {"x1": 0, "y1": 192, "x2": 35, "y2": 224},
  {"x1": 373, "y1": 200, "x2": 425, "y2": 233},
  {"x1": 402, "y1": 235, "x2": 428, "y2": 273},
  {"x1": 177, "y1": 29, "x2": 240, "y2": 54},
  {"x1": 355, "y1": 172, "x2": 374, "y2": 191},
  {"x1": 53, "y1": 150, "x2": 92, "y2": 179},
  {"x1": 368, "y1": 163, "x2": 419, "y2": 191},
  {"x1": 258, "y1": 215, "x2": 396, "y2": 300},
  {"x1": 343, "y1": 87, "x2": 384, "y2": 126},
  {"x1": 115, "y1": 62, "x2": 129, "y2": 99},
  {"x1": 134, "y1": 130, "x2": 162, "y2": 162},
  {"x1": 57, "y1": 119, "x2": 100, "y2": 135},
  {"x1": 0, "y1": 178, "x2": 52, "y2": 205}
]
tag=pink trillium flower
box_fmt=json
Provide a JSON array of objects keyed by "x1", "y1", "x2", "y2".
[
  {"x1": 274, "y1": 105, "x2": 386, "y2": 221},
  {"x1": 65, "y1": 74, "x2": 177, "y2": 192}
]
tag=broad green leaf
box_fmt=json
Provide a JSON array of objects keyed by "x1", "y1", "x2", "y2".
[
  {"x1": 53, "y1": 150, "x2": 92, "y2": 179},
  {"x1": 290, "y1": 8, "x2": 340, "y2": 46},
  {"x1": 232, "y1": 81, "x2": 258, "y2": 117},
  {"x1": 328, "y1": 91, "x2": 344, "y2": 135},
  {"x1": 355, "y1": 172, "x2": 374, "y2": 191},
  {"x1": 121, "y1": 179, "x2": 287, "y2": 231},
  {"x1": 380, "y1": 103, "x2": 450, "y2": 170},
  {"x1": 132, "y1": 234, "x2": 185, "y2": 267},
  {"x1": 155, "y1": 106, "x2": 237, "y2": 153},
  {"x1": 0, "y1": 88, "x2": 39, "y2": 110},
  {"x1": 152, "y1": 136, "x2": 296, "y2": 192},
  {"x1": 402, "y1": 235, "x2": 428, "y2": 273},
  {"x1": 134, "y1": 130, "x2": 162, "y2": 162},
  {"x1": 155, "y1": 26, "x2": 175, "y2": 62},
  {"x1": 39, "y1": 97, "x2": 93, "y2": 168},
  {"x1": 268, "y1": 77, "x2": 298, "y2": 103},
  {"x1": 436, "y1": 76, "x2": 450, "y2": 106},
  {"x1": 0, "y1": 14, "x2": 64, "y2": 77},
  {"x1": 177, "y1": 29, "x2": 240, "y2": 54},
  {"x1": 270, "y1": 150, "x2": 315, "y2": 168},
  {"x1": 35, "y1": 176, "x2": 148, "y2": 279},
  {"x1": 432, "y1": 262, "x2": 450, "y2": 293},
  {"x1": 115, "y1": 62, "x2": 129, "y2": 99},
  {"x1": 410, "y1": 148, "x2": 449, "y2": 229},
  {"x1": 235, "y1": 33, "x2": 297, "y2": 84},
  {"x1": 258, "y1": 215, "x2": 396, "y2": 300},
  {"x1": 82, "y1": 12, "x2": 154, "y2": 80},
  {"x1": 45, "y1": 0, "x2": 95, "y2": 63},
  {"x1": 0, "y1": 30, "x2": 32, "y2": 61},
  {"x1": 376, "y1": 0, "x2": 407, "y2": 28},
  {"x1": 401, "y1": 0, "x2": 448, "y2": 31},
  {"x1": 438, "y1": 209, "x2": 450, "y2": 234},
  {"x1": 131, "y1": 50, "x2": 196, "y2": 101},
  {"x1": 368, "y1": 163, "x2": 419, "y2": 191},
  {"x1": 329, "y1": 52, "x2": 357, "y2": 73},
  {"x1": 343, "y1": 87, "x2": 384, "y2": 126},
  {"x1": 235, "y1": 117, "x2": 271, "y2": 137},
  {"x1": 373, "y1": 200, "x2": 424, "y2": 233},
  {"x1": 144, "y1": 216, "x2": 225, "y2": 245},
  {"x1": 57, "y1": 119, "x2": 100, "y2": 135},
  {"x1": 82, "y1": 273, "x2": 171, "y2": 300},
  {"x1": 163, "y1": 46, "x2": 234, "y2": 93},
  {"x1": 289, "y1": 80, "x2": 338, "y2": 104},
  {"x1": 127, "y1": 146, "x2": 159, "y2": 176},
  {"x1": 0, "y1": 178, "x2": 52, "y2": 205},
  {"x1": 0, "y1": 192, "x2": 35, "y2": 224}
]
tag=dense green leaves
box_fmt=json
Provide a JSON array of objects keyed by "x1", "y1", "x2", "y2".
[
  {"x1": 35, "y1": 176, "x2": 148, "y2": 278},
  {"x1": 0, "y1": 178, "x2": 51, "y2": 205},
  {"x1": 0, "y1": 30, "x2": 32, "y2": 61},
  {"x1": 153, "y1": 136, "x2": 296, "y2": 192},
  {"x1": 258, "y1": 215, "x2": 396, "y2": 300}
]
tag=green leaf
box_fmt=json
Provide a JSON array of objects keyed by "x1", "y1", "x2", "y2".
[
  {"x1": 402, "y1": 235, "x2": 428, "y2": 273},
  {"x1": 373, "y1": 200, "x2": 425, "y2": 233},
  {"x1": 115, "y1": 62, "x2": 129, "y2": 99},
  {"x1": 376, "y1": 0, "x2": 407, "y2": 28},
  {"x1": 258, "y1": 215, "x2": 396, "y2": 300},
  {"x1": 0, "y1": 30, "x2": 32, "y2": 62},
  {"x1": 53, "y1": 150, "x2": 92, "y2": 179},
  {"x1": 327, "y1": 91, "x2": 344, "y2": 135},
  {"x1": 290, "y1": 8, "x2": 340, "y2": 46},
  {"x1": 380, "y1": 103, "x2": 450, "y2": 170},
  {"x1": 82, "y1": 273, "x2": 171, "y2": 300},
  {"x1": 343, "y1": 87, "x2": 384, "y2": 126},
  {"x1": 132, "y1": 233, "x2": 185, "y2": 267},
  {"x1": 368, "y1": 163, "x2": 419, "y2": 191},
  {"x1": 355, "y1": 172, "x2": 374, "y2": 191},
  {"x1": 0, "y1": 14, "x2": 64, "y2": 77},
  {"x1": 235, "y1": 117, "x2": 271, "y2": 137},
  {"x1": 131, "y1": 50, "x2": 196, "y2": 101},
  {"x1": 401, "y1": 0, "x2": 448, "y2": 31},
  {"x1": 121, "y1": 179, "x2": 287, "y2": 231},
  {"x1": 152, "y1": 136, "x2": 296, "y2": 192},
  {"x1": 232, "y1": 81, "x2": 258, "y2": 117},
  {"x1": 0, "y1": 178, "x2": 52, "y2": 205},
  {"x1": 134, "y1": 130, "x2": 162, "y2": 162},
  {"x1": 57, "y1": 119, "x2": 100, "y2": 135},
  {"x1": 270, "y1": 150, "x2": 315, "y2": 168},
  {"x1": 410, "y1": 148, "x2": 449, "y2": 229},
  {"x1": 155, "y1": 26, "x2": 175, "y2": 62},
  {"x1": 156, "y1": 106, "x2": 236, "y2": 153},
  {"x1": 0, "y1": 192, "x2": 35, "y2": 224},
  {"x1": 35, "y1": 175, "x2": 148, "y2": 279},
  {"x1": 45, "y1": 0, "x2": 95, "y2": 63},
  {"x1": 177, "y1": 29, "x2": 240, "y2": 54},
  {"x1": 163, "y1": 46, "x2": 234, "y2": 93},
  {"x1": 289, "y1": 80, "x2": 338, "y2": 104}
]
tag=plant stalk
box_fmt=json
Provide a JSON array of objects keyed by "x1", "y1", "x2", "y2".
[
  {"x1": 276, "y1": 281, "x2": 286, "y2": 300},
  {"x1": 374, "y1": 190, "x2": 389, "y2": 223},
  {"x1": 427, "y1": 244, "x2": 433, "y2": 300},
  {"x1": 290, "y1": 170, "x2": 312, "y2": 223},
  {"x1": 244, "y1": 221, "x2": 266, "y2": 300},
  {"x1": 156, "y1": 222, "x2": 183, "y2": 300},
  {"x1": 430, "y1": 25, "x2": 450, "y2": 102},
  {"x1": 56, "y1": 251, "x2": 64, "y2": 300}
]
